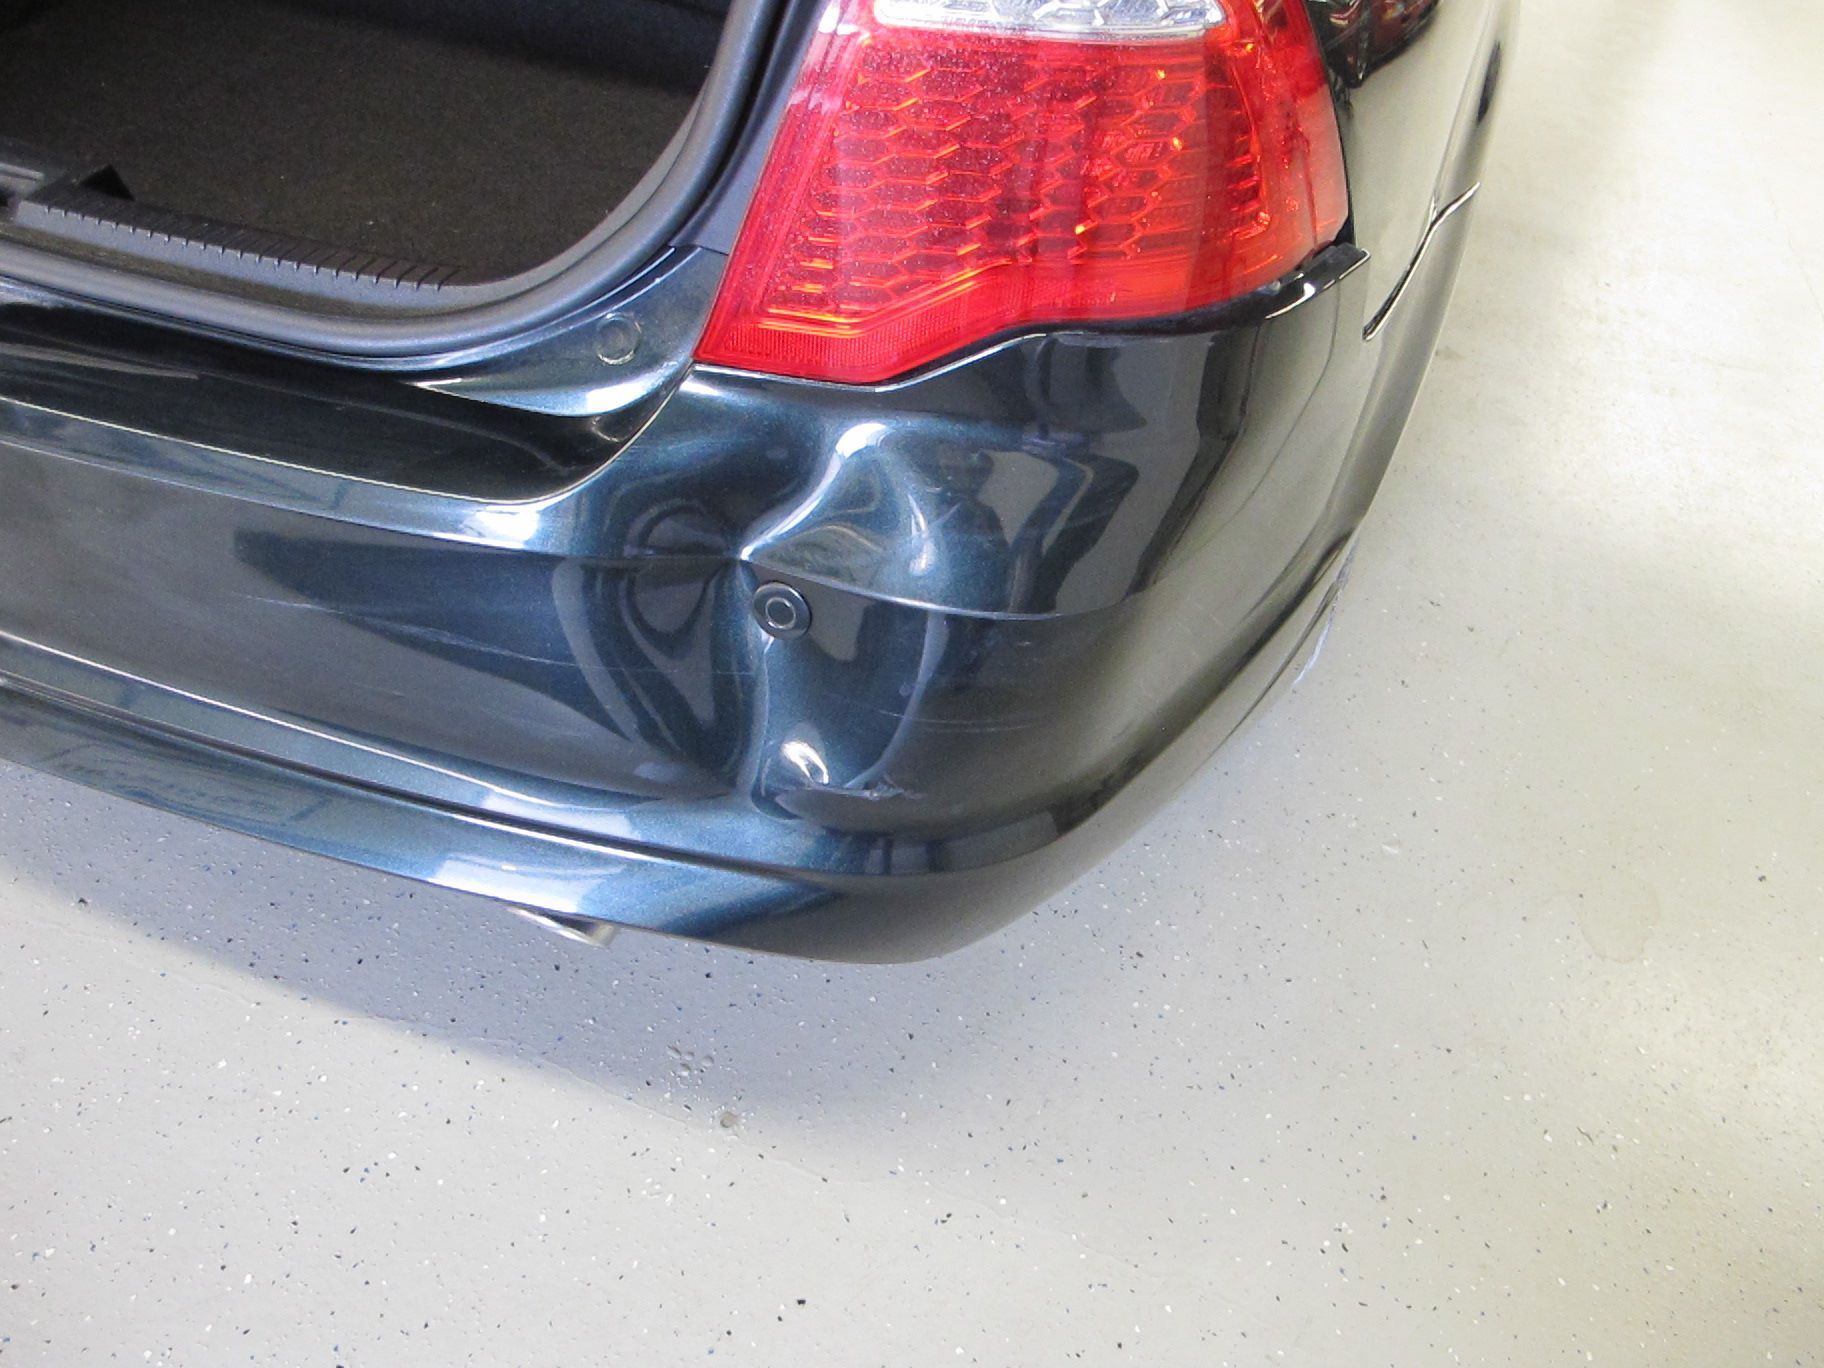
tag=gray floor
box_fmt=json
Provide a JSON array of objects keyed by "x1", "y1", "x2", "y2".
[{"x1": 3, "y1": 0, "x2": 1822, "y2": 1363}]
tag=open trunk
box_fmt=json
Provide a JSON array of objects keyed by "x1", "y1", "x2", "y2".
[{"x1": 0, "y1": 0, "x2": 757, "y2": 346}]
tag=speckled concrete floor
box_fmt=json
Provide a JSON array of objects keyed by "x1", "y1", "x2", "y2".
[{"x1": 3, "y1": 2, "x2": 1822, "y2": 1364}]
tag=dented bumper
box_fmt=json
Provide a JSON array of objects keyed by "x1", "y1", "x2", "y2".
[{"x1": 0, "y1": 237, "x2": 1454, "y2": 960}]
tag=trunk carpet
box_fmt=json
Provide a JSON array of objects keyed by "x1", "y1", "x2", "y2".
[{"x1": 0, "y1": 0, "x2": 702, "y2": 276}]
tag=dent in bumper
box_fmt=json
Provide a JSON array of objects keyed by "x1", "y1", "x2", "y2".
[
  {"x1": 0, "y1": 539, "x2": 1348, "y2": 961},
  {"x1": 0, "y1": 234, "x2": 1448, "y2": 959}
]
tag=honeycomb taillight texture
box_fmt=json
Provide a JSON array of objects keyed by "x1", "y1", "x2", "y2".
[{"x1": 697, "y1": 0, "x2": 1347, "y2": 384}]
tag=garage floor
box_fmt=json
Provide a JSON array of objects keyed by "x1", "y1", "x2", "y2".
[{"x1": 3, "y1": 1, "x2": 1821, "y2": 1363}]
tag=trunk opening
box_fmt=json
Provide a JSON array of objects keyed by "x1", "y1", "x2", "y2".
[{"x1": 0, "y1": 0, "x2": 769, "y2": 355}]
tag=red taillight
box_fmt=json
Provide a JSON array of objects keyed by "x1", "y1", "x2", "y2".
[{"x1": 696, "y1": 0, "x2": 1347, "y2": 385}]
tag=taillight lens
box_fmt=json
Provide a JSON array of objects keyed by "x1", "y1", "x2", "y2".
[{"x1": 696, "y1": 0, "x2": 1347, "y2": 384}]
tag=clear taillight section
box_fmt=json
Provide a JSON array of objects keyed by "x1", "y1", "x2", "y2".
[{"x1": 696, "y1": 0, "x2": 1347, "y2": 384}]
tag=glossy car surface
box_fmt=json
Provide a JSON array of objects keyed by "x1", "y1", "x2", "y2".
[{"x1": 0, "y1": 0, "x2": 1512, "y2": 960}]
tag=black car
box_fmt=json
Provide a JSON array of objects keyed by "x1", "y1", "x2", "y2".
[{"x1": 0, "y1": 0, "x2": 1511, "y2": 959}]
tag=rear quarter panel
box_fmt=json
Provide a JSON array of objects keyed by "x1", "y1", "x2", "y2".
[{"x1": 1308, "y1": 0, "x2": 1514, "y2": 312}]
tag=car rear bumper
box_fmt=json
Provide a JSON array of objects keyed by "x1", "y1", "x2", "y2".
[
  {"x1": 0, "y1": 541, "x2": 1348, "y2": 960},
  {"x1": 0, "y1": 216, "x2": 1473, "y2": 959}
]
